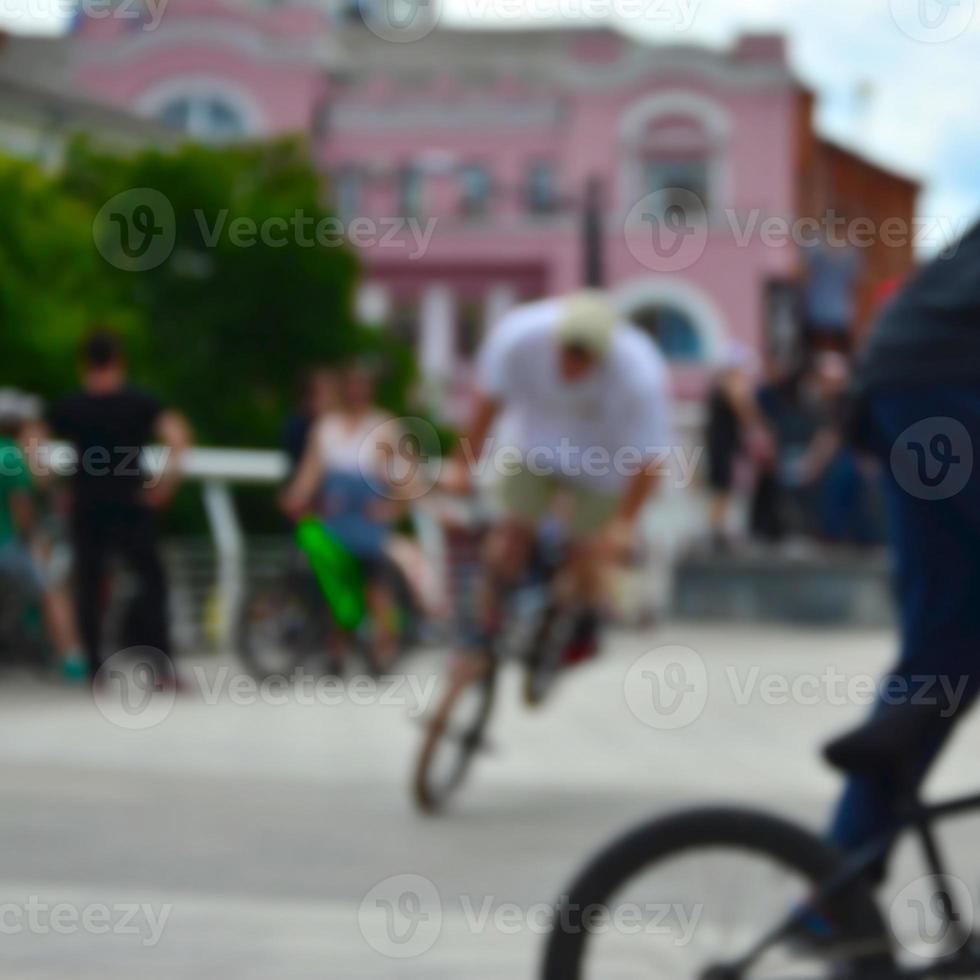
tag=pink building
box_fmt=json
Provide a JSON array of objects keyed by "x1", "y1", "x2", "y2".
[{"x1": 38, "y1": 0, "x2": 917, "y2": 415}]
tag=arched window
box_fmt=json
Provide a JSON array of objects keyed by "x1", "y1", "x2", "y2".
[
  {"x1": 619, "y1": 92, "x2": 732, "y2": 218},
  {"x1": 640, "y1": 115, "x2": 712, "y2": 213},
  {"x1": 631, "y1": 304, "x2": 705, "y2": 363},
  {"x1": 140, "y1": 78, "x2": 262, "y2": 142},
  {"x1": 157, "y1": 96, "x2": 246, "y2": 141}
]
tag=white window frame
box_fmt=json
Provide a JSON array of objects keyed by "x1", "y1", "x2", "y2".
[
  {"x1": 617, "y1": 90, "x2": 733, "y2": 220},
  {"x1": 137, "y1": 76, "x2": 265, "y2": 139}
]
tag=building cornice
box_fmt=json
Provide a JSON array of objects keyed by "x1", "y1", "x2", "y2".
[
  {"x1": 69, "y1": 21, "x2": 797, "y2": 92},
  {"x1": 329, "y1": 100, "x2": 564, "y2": 130},
  {"x1": 71, "y1": 21, "x2": 335, "y2": 68},
  {"x1": 330, "y1": 28, "x2": 797, "y2": 92}
]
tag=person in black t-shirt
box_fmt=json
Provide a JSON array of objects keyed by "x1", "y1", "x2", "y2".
[{"x1": 46, "y1": 330, "x2": 192, "y2": 682}]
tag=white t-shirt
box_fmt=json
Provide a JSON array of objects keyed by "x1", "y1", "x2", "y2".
[
  {"x1": 315, "y1": 410, "x2": 402, "y2": 479},
  {"x1": 476, "y1": 298, "x2": 673, "y2": 494}
]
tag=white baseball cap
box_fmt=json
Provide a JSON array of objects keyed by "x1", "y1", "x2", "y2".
[{"x1": 556, "y1": 290, "x2": 619, "y2": 357}]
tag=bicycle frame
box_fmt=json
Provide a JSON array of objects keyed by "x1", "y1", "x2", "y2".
[{"x1": 732, "y1": 789, "x2": 980, "y2": 978}]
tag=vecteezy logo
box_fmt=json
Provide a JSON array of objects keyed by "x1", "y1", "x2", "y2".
[
  {"x1": 357, "y1": 0, "x2": 439, "y2": 43},
  {"x1": 359, "y1": 416, "x2": 441, "y2": 500},
  {"x1": 890, "y1": 417, "x2": 973, "y2": 501},
  {"x1": 358, "y1": 874, "x2": 442, "y2": 958},
  {"x1": 624, "y1": 188, "x2": 709, "y2": 273},
  {"x1": 891, "y1": 875, "x2": 974, "y2": 956},
  {"x1": 889, "y1": 0, "x2": 976, "y2": 43},
  {"x1": 92, "y1": 647, "x2": 176, "y2": 731},
  {"x1": 624, "y1": 645, "x2": 708, "y2": 730},
  {"x1": 909, "y1": 435, "x2": 959, "y2": 487},
  {"x1": 93, "y1": 189, "x2": 176, "y2": 272}
]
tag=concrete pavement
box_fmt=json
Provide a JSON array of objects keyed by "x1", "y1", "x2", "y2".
[{"x1": 3, "y1": 623, "x2": 980, "y2": 978}]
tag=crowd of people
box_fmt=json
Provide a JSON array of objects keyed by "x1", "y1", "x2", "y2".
[
  {"x1": 0, "y1": 337, "x2": 439, "y2": 683},
  {"x1": 705, "y1": 344, "x2": 885, "y2": 553},
  {"x1": 0, "y1": 275, "x2": 947, "y2": 687},
  {"x1": 0, "y1": 315, "x2": 893, "y2": 686},
  {"x1": 0, "y1": 293, "x2": 675, "y2": 685}
]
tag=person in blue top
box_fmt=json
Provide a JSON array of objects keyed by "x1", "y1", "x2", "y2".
[{"x1": 281, "y1": 360, "x2": 438, "y2": 670}]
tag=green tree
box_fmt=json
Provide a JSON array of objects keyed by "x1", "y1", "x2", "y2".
[
  {"x1": 0, "y1": 156, "x2": 136, "y2": 398},
  {"x1": 0, "y1": 139, "x2": 418, "y2": 531},
  {"x1": 60, "y1": 137, "x2": 412, "y2": 447}
]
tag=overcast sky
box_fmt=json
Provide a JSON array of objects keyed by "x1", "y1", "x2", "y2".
[{"x1": 4, "y1": 0, "x2": 979, "y2": 242}]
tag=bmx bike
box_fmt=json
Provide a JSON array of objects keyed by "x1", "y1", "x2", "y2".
[
  {"x1": 412, "y1": 513, "x2": 593, "y2": 815},
  {"x1": 542, "y1": 702, "x2": 980, "y2": 978},
  {"x1": 238, "y1": 516, "x2": 415, "y2": 679}
]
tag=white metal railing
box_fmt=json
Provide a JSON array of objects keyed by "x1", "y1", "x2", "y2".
[
  {"x1": 46, "y1": 411, "x2": 707, "y2": 647},
  {"x1": 43, "y1": 443, "x2": 289, "y2": 648},
  {"x1": 158, "y1": 448, "x2": 289, "y2": 648}
]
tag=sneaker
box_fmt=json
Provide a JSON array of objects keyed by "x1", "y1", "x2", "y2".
[
  {"x1": 60, "y1": 652, "x2": 89, "y2": 685},
  {"x1": 562, "y1": 612, "x2": 601, "y2": 666}
]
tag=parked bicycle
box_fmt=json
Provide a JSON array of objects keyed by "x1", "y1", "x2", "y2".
[{"x1": 238, "y1": 516, "x2": 415, "y2": 679}]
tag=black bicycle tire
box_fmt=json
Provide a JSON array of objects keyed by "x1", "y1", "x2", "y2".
[
  {"x1": 522, "y1": 605, "x2": 569, "y2": 709},
  {"x1": 412, "y1": 662, "x2": 498, "y2": 815},
  {"x1": 542, "y1": 806, "x2": 894, "y2": 980}
]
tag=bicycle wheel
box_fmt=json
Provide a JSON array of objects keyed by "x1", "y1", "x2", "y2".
[
  {"x1": 522, "y1": 606, "x2": 572, "y2": 709},
  {"x1": 412, "y1": 660, "x2": 497, "y2": 815},
  {"x1": 542, "y1": 807, "x2": 894, "y2": 980},
  {"x1": 237, "y1": 575, "x2": 333, "y2": 679}
]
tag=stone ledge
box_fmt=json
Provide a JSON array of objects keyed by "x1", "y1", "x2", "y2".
[{"x1": 674, "y1": 546, "x2": 894, "y2": 626}]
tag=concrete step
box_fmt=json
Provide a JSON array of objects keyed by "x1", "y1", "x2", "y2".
[{"x1": 673, "y1": 546, "x2": 895, "y2": 627}]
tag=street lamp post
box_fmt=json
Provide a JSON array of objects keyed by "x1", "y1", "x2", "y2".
[{"x1": 581, "y1": 175, "x2": 604, "y2": 288}]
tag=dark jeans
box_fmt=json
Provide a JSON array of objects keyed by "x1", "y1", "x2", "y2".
[
  {"x1": 750, "y1": 468, "x2": 785, "y2": 542},
  {"x1": 817, "y1": 448, "x2": 880, "y2": 545},
  {"x1": 830, "y1": 385, "x2": 980, "y2": 868},
  {"x1": 72, "y1": 501, "x2": 171, "y2": 676}
]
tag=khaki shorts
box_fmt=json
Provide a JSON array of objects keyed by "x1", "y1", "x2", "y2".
[{"x1": 495, "y1": 467, "x2": 619, "y2": 539}]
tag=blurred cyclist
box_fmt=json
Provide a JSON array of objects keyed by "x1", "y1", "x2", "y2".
[
  {"x1": 442, "y1": 290, "x2": 672, "y2": 675},
  {"x1": 829, "y1": 219, "x2": 980, "y2": 878},
  {"x1": 0, "y1": 389, "x2": 84, "y2": 679},
  {"x1": 45, "y1": 330, "x2": 192, "y2": 684}
]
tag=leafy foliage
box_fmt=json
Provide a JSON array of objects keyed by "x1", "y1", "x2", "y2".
[
  {"x1": 0, "y1": 155, "x2": 135, "y2": 397},
  {"x1": 2, "y1": 138, "x2": 415, "y2": 448}
]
